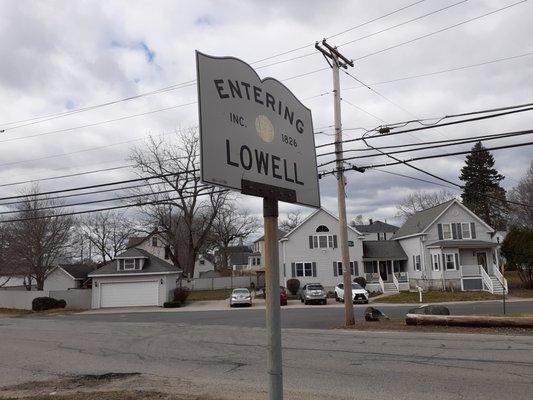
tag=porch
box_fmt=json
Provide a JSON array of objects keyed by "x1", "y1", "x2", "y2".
[
  {"x1": 427, "y1": 240, "x2": 507, "y2": 294},
  {"x1": 362, "y1": 240, "x2": 409, "y2": 293}
]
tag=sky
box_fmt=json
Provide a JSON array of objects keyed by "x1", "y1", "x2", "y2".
[{"x1": 0, "y1": 0, "x2": 531, "y2": 235}]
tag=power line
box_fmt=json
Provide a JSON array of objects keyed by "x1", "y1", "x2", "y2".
[
  {"x1": 0, "y1": 189, "x2": 228, "y2": 224},
  {"x1": 318, "y1": 129, "x2": 533, "y2": 167},
  {"x1": 352, "y1": 0, "x2": 527, "y2": 62}
]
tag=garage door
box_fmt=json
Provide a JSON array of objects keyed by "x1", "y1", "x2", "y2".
[{"x1": 100, "y1": 281, "x2": 159, "y2": 308}]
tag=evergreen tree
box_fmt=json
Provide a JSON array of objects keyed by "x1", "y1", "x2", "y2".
[{"x1": 459, "y1": 141, "x2": 507, "y2": 229}]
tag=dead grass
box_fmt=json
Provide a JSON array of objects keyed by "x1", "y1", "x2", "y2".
[
  {"x1": 0, "y1": 308, "x2": 84, "y2": 317},
  {"x1": 0, "y1": 390, "x2": 213, "y2": 400},
  {"x1": 373, "y1": 291, "x2": 501, "y2": 303},
  {"x1": 0, "y1": 308, "x2": 33, "y2": 316},
  {"x1": 187, "y1": 289, "x2": 232, "y2": 301}
]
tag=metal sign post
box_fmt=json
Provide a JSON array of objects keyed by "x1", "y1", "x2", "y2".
[{"x1": 197, "y1": 51, "x2": 320, "y2": 400}]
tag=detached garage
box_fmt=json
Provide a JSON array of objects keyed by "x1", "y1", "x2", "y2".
[{"x1": 89, "y1": 248, "x2": 181, "y2": 309}]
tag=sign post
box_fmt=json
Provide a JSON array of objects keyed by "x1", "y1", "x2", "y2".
[{"x1": 196, "y1": 52, "x2": 320, "y2": 400}]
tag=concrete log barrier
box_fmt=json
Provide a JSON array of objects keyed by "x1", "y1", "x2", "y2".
[{"x1": 405, "y1": 314, "x2": 533, "y2": 328}]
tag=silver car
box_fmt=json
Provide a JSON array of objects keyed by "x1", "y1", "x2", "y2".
[
  {"x1": 229, "y1": 288, "x2": 253, "y2": 307},
  {"x1": 299, "y1": 283, "x2": 327, "y2": 305}
]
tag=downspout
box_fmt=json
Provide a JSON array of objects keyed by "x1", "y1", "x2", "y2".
[
  {"x1": 441, "y1": 245, "x2": 446, "y2": 291},
  {"x1": 420, "y1": 235, "x2": 428, "y2": 290}
]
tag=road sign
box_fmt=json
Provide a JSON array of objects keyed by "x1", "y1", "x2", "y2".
[{"x1": 196, "y1": 51, "x2": 320, "y2": 208}]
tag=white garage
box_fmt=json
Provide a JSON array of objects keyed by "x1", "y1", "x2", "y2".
[
  {"x1": 88, "y1": 248, "x2": 181, "y2": 309},
  {"x1": 100, "y1": 280, "x2": 159, "y2": 308}
]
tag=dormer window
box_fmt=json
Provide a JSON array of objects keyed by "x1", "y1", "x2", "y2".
[
  {"x1": 124, "y1": 259, "x2": 135, "y2": 270},
  {"x1": 316, "y1": 225, "x2": 329, "y2": 233},
  {"x1": 152, "y1": 237, "x2": 158, "y2": 247},
  {"x1": 117, "y1": 258, "x2": 146, "y2": 271}
]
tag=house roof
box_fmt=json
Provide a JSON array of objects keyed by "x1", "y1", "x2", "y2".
[
  {"x1": 254, "y1": 229, "x2": 286, "y2": 243},
  {"x1": 362, "y1": 240, "x2": 408, "y2": 260},
  {"x1": 392, "y1": 200, "x2": 455, "y2": 239},
  {"x1": 225, "y1": 245, "x2": 253, "y2": 266},
  {"x1": 353, "y1": 220, "x2": 399, "y2": 234},
  {"x1": 88, "y1": 248, "x2": 180, "y2": 277},
  {"x1": 426, "y1": 240, "x2": 498, "y2": 248},
  {"x1": 283, "y1": 208, "x2": 363, "y2": 239},
  {"x1": 58, "y1": 264, "x2": 97, "y2": 280}
]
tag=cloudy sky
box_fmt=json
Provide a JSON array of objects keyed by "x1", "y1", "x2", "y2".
[{"x1": 0, "y1": 0, "x2": 531, "y2": 232}]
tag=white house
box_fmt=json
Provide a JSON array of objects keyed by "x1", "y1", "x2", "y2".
[
  {"x1": 88, "y1": 247, "x2": 181, "y2": 308},
  {"x1": 278, "y1": 208, "x2": 365, "y2": 290},
  {"x1": 392, "y1": 199, "x2": 507, "y2": 294}
]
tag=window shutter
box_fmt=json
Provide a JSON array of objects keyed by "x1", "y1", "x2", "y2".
[
  {"x1": 470, "y1": 223, "x2": 476, "y2": 238},
  {"x1": 283, "y1": 263, "x2": 286, "y2": 277},
  {"x1": 353, "y1": 261, "x2": 359, "y2": 276},
  {"x1": 312, "y1": 262, "x2": 317, "y2": 277},
  {"x1": 451, "y1": 223, "x2": 457, "y2": 239},
  {"x1": 457, "y1": 224, "x2": 463, "y2": 239},
  {"x1": 291, "y1": 263, "x2": 295, "y2": 277},
  {"x1": 333, "y1": 261, "x2": 338, "y2": 276},
  {"x1": 333, "y1": 235, "x2": 338, "y2": 248},
  {"x1": 437, "y1": 224, "x2": 443, "y2": 240},
  {"x1": 309, "y1": 236, "x2": 314, "y2": 249},
  {"x1": 454, "y1": 253, "x2": 460, "y2": 270},
  {"x1": 442, "y1": 254, "x2": 446, "y2": 269},
  {"x1": 412, "y1": 255, "x2": 415, "y2": 270}
]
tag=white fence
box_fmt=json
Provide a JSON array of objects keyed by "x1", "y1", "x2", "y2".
[
  {"x1": 0, "y1": 289, "x2": 92, "y2": 310},
  {"x1": 188, "y1": 275, "x2": 257, "y2": 291}
]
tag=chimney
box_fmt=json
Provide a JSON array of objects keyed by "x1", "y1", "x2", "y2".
[{"x1": 369, "y1": 219, "x2": 373, "y2": 225}]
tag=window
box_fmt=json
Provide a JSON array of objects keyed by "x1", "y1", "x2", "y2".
[
  {"x1": 124, "y1": 259, "x2": 135, "y2": 270},
  {"x1": 164, "y1": 246, "x2": 171, "y2": 260},
  {"x1": 318, "y1": 235, "x2": 327, "y2": 248},
  {"x1": 442, "y1": 224, "x2": 452, "y2": 240},
  {"x1": 256, "y1": 257, "x2": 261, "y2": 265},
  {"x1": 461, "y1": 223, "x2": 471, "y2": 239},
  {"x1": 151, "y1": 237, "x2": 157, "y2": 247},
  {"x1": 199, "y1": 259, "x2": 205, "y2": 265},
  {"x1": 432, "y1": 254, "x2": 440, "y2": 271},
  {"x1": 296, "y1": 262, "x2": 313, "y2": 277},
  {"x1": 414, "y1": 255, "x2": 421, "y2": 271},
  {"x1": 316, "y1": 225, "x2": 329, "y2": 232},
  {"x1": 313, "y1": 234, "x2": 335, "y2": 248},
  {"x1": 445, "y1": 253, "x2": 456, "y2": 270},
  {"x1": 377, "y1": 232, "x2": 385, "y2": 241},
  {"x1": 335, "y1": 261, "x2": 355, "y2": 276}
]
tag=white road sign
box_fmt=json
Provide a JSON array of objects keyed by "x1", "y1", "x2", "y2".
[{"x1": 196, "y1": 51, "x2": 320, "y2": 208}]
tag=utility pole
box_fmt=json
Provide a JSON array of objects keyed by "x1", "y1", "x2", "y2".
[{"x1": 315, "y1": 39, "x2": 361, "y2": 326}]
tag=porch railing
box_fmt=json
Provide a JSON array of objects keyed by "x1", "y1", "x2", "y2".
[
  {"x1": 396, "y1": 271, "x2": 409, "y2": 282},
  {"x1": 493, "y1": 266, "x2": 508, "y2": 292},
  {"x1": 365, "y1": 273, "x2": 379, "y2": 283},
  {"x1": 378, "y1": 273, "x2": 385, "y2": 293},
  {"x1": 479, "y1": 267, "x2": 494, "y2": 293},
  {"x1": 392, "y1": 272, "x2": 399, "y2": 291}
]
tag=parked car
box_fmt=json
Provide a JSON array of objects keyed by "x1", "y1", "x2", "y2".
[
  {"x1": 229, "y1": 288, "x2": 252, "y2": 307},
  {"x1": 299, "y1": 283, "x2": 327, "y2": 305},
  {"x1": 334, "y1": 282, "x2": 369, "y2": 304},
  {"x1": 280, "y1": 286, "x2": 288, "y2": 306}
]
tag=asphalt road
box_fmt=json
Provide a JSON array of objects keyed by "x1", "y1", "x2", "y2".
[
  {"x1": 0, "y1": 315, "x2": 532, "y2": 400},
  {"x1": 62, "y1": 299, "x2": 533, "y2": 329}
]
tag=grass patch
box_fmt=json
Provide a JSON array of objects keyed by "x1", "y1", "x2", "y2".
[
  {"x1": 187, "y1": 289, "x2": 232, "y2": 301},
  {"x1": 0, "y1": 307, "x2": 33, "y2": 315},
  {"x1": 509, "y1": 289, "x2": 533, "y2": 298},
  {"x1": 373, "y1": 291, "x2": 501, "y2": 303},
  {"x1": 0, "y1": 307, "x2": 84, "y2": 317}
]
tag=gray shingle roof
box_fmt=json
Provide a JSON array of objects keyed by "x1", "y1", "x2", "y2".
[
  {"x1": 392, "y1": 200, "x2": 455, "y2": 239},
  {"x1": 363, "y1": 241, "x2": 408, "y2": 260},
  {"x1": 88, "y1": 248, "x2": 179, "y2": 277},
  {"x1": 253, "y1": 229, "x2": 286, "y2": 243},
  {"x1": 353, "y1": 220, "x2": 399, "y2": 234},
  {"x1": 59, "y1": 264, "x2": 97, "y2": 280},
  {"x1": 427, "y1": 240, "x2": 497, "y2": 248}
]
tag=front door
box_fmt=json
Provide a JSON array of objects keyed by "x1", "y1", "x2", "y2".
[
  {"x1": 476, "y1": 252, "x2": 488, "y2": 273},
  {"x1": 379, "y1": 261, "x2": 388, "y2": 281}
]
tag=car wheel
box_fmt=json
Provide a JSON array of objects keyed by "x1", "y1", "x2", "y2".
[
  {"x1": 364, "y1": 300, "x2": 369, "y2": 304},
  {"x1": 304, "y1": 300, "x2": 309, "y2": 305}
]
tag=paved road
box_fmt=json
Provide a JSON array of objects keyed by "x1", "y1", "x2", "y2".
[
  {"x1": 62, "y1": 299, "x2": 533, "y2": 330},
  {"x1": 0, "y1": 315, "x2": 532, "y2": 399}
]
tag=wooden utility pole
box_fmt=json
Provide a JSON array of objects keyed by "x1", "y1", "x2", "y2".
[{"x1": 315, "y1": 39, "x2": 357, "y2": 326}]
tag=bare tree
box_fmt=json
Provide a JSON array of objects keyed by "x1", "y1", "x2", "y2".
[
  {"x1": 80, "y1": 211, "x2": 138, "y2": 263},
  {"x1": 279, "y1": 210, "x2": 303, "y2": 232},
  {"x1": 508, "y1": 161, "x2": 533, "y2": 229},
  {"x1": 6, "y1": 187, "x2": 74, "y2": 290},
  {"x1": 130, "y1": 129, "x2": 227, "y2": 278},
  {"x1": 209, "y1": 202, "x2": 260, "y2": 269},
  {"x1": 395, "y1": 190, "x2": 456, "y2": 221}
]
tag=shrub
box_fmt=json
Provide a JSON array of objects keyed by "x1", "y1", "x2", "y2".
[
  {"x1": 173, "y1": 287, "x2": 190, "y2": 303},
  {"x1": 163, "y1": 301, "x2": 182, "y2": 308},
  {"x1": 56, "y1": 299, "x2": 67, "y2": 309},
  {"x1": 353, "y1": 276, "x2": 367, "y2": 288},
  {"x1": 32, "y1": 297, "x2": 63, "y2": 311},
  {"x1": 286, "y1": 278, "x2": 300, "y2": 295}
]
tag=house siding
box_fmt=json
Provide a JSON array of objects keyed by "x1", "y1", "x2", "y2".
[
  {"x1": 281, "y1": 210, "x2": 364, "y2": 289},
  {"x1": 43, "y1": 269, "x2": 76, "y2": 291}
]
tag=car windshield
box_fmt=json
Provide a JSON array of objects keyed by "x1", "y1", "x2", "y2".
[
  {"x1": 352, "y1": 283, "x2": 363, "y2": 289},
  {"x1": 307, "y1": 285, "x2": 323, "y2": 290},
  {"x1": 233, "y1": 289, "x2": 249, "y2": 294}
]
